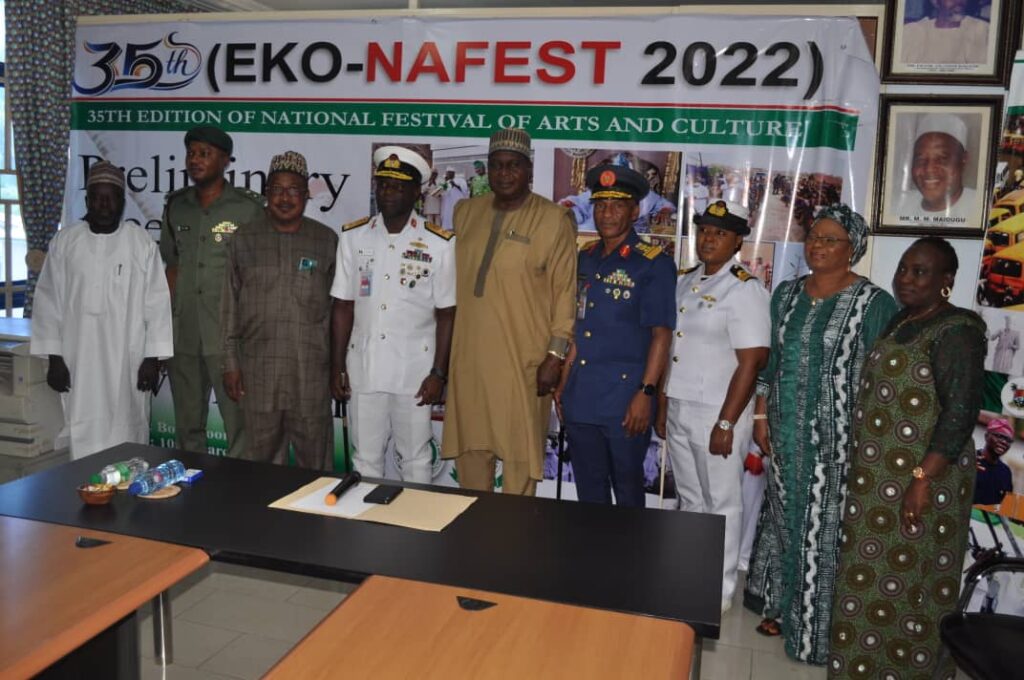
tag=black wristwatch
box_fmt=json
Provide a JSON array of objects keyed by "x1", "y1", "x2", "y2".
[
  {"x1": 429, "y1": 367, "x2": 448, "y2": 383},
  {"x1": 639, "y1": 382, "x2": 656, "y2": 396}
]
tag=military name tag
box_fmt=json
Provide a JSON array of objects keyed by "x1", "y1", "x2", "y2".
[{"x1": 177, "y1": 225, "x2": 191, "y2": 232}]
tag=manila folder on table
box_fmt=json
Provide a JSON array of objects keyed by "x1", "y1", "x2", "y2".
[{"x1": 268, "y1": 477, "x2": 476, "y2": 532}]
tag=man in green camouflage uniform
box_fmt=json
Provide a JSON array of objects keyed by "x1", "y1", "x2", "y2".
[{"x1": 160, "y1": 126, "x2": 263, "y2": 456}]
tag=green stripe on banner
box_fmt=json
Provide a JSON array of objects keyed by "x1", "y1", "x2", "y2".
[{"x1": 72, "y1": 100, "x2": 859, "y2": 150}]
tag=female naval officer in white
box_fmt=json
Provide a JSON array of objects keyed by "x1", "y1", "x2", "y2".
[{"x1": 656, "y1": 199, "x2": 770, "y2": 612}]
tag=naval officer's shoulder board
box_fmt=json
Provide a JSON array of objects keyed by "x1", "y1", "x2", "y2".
[
  {"x1": 730, "y1": 264, "x2": 755, "y2": 282},
  {"x1": 342, "y1": 216, "x2": 372, "y2": 232},
  {"x1": 425, "y1": 221, "x2": 454, "y2": 241}
]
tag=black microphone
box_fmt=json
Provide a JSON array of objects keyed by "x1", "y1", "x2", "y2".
[{"x1": 324, "y1": 471, "x2": 362, "y2": 506}]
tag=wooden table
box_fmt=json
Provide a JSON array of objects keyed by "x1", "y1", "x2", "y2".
[
  {"x1": 0, "y1": 516, "x2": 208, "y2": 679},
  {"x1": 265, "y1": 575, "x2": 695, "y2": 679}
]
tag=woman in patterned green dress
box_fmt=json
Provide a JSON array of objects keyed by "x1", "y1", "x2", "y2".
[
  {"x1": 745, "y1": 205, "x2": 898, "y2": 664},
  {"x1": 828, "y1": 238, "x2": 985, "y2": 680}
]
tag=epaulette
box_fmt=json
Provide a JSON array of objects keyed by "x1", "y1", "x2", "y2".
[
  {"x1": 731, "y1": 264, "x2": 755, "y2": 282},
  {"x1": 343, "y1": 216, "x2": 372, "y2": 232},
  {"x1": 636, "y1": 242, "x2": 663, "y2": 260},
  {"x1": 164, "y1": 186, "x2": 190, "y2": 203},
  {"x1": 238, "y1": 187, "x2": 265, "y2": 205},
  {"x1": 678, "y1": 264, "x2": 700, "y2": 275},
  {"x1": 580, "y1": 238, "x2": 600, "y2": 253},
  {"x1": 425, "y1": 221, "x2": 454, "y2": 241}
]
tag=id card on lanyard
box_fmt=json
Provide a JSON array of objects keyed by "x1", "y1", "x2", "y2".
[{"x1": 577, "y1": 282, "x2": 590, "y2": 320}]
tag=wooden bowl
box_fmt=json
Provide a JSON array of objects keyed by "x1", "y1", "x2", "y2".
[{"x1": 78, "y1": 483, "x2": 116, "y2": 505}]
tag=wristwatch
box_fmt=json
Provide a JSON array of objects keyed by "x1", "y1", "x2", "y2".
[
  {"x1": 639, "y1": 383, "x2": 656, "y2": 396},
  {"x1": 715, "y1": 419, "x2": 734, "y2": 431}
]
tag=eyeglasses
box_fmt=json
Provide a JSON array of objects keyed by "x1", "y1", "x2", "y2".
[
  {"x1": 806, "y1": 234, "x2": 851, "y2": 247},
  {"x1": 267, "y1": 186, "x2": 305, "y2": 198}
]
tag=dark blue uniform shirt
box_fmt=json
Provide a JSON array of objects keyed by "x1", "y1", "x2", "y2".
[{"x1": 562, "y1": 230, "x2": 676, "y2": 426}]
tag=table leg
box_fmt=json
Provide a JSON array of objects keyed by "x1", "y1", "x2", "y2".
[
  {"x1": 151, "y1": 591, "x2": 173, "y2": 665},
  {"x1": 690, "y1": 636, "x2": 703, "y2": 679}
]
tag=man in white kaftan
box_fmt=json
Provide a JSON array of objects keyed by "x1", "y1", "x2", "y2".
[{"x1": 31, "y1": 161, "x2": 173, "y2": 459}]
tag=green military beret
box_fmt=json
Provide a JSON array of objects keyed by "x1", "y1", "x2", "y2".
[{"x1": 184, "y1": 126, "x2": 233, "y2": 155}]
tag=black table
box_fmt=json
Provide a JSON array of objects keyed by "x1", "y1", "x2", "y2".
[{"x1": 0, "y1": 444, "x2": 724, "y2": 641}]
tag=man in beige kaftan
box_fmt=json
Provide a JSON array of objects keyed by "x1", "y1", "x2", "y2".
[{"x1": 441, "y1": 129, "x2": 577, "y2": 495}]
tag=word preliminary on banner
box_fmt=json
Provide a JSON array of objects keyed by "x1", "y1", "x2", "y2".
[{"x1": 74, "y1": 153, "x2": 350, "y2": 214}]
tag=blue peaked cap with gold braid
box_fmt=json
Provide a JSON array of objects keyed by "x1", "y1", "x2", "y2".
[{"x1": 586, "y1": 163, "x2": 649, "y2": 203}]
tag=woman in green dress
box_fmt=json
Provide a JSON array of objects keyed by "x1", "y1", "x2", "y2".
[
  {"x1": 828, "y1": 237, "x2": 985, "y2": 680},
  {"x1": 745, "y1": 204, "x2": 898, "y2": 664}
]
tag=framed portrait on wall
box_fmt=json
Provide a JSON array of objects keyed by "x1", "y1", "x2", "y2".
[
  {"x1": 882, "y1": 0, "x2": 1018, "y2": 84},
  {"x1": 873, "y1": 95, "x2": 1001, "y2": 238}
]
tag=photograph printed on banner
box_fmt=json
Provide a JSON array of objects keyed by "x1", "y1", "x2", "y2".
[
  {"x1": 683, "y1": 158, "x2": 843, "y2": 244},
  {"x1": 884, "y1": 0, "x2": 1017, "y2": 84},
  {"x1": 977, "y1": 111, "x2": 1024, "y2": 307},
  {"x1": 875, "y1": 96, "x2": 1000, "y2": 238},
  {"x1": 400, "y1": 142, "x2": 493, "y2": 232},
  {"x1": 552, "y1": 148, "x2": 680, "y2": 235},
  {"x1": 980, "y1": 307, "x2": 1024, "y2": 375}
]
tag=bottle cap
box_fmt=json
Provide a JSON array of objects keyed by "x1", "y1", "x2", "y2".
[{"x1": 89, "y1": 473, "x2": 103, "y2": 484}]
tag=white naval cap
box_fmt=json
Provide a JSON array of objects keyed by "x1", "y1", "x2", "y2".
[
  {"x1": 372, "y1": 145, "x2": 431, "y2": 183},
  {"x1": 915, "y1": 113, "x2": 968, "y2": 149}
]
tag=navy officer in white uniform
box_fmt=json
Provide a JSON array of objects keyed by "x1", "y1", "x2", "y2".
[
  {"x1": 655, "y1": 199, "x2": 770, "y2": 612},
  {"x1": 331, "y1": 146, "x2": 456, "y2": 483},
  {"x1": 557, "y1": 164, "x2": 675, "y2": 507}
]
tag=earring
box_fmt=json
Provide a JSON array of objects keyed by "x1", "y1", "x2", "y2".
[{"x1": 941, "y1": 286, "x2": 952, "y2": 299}]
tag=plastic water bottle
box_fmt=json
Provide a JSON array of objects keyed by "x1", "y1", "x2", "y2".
[
  {"x1": 90, "y1": 457, "x2": 150, "y2": 485},
  {"x1": 128, "y1": 460, "x2": 187, "y2": 496}
]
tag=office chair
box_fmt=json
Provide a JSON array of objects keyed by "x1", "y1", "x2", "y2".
[{"x1": 937, "y1": 555, "x2": 1024, "y2": 680}]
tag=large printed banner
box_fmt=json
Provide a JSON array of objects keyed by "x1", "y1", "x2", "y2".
[
  {"x1": 978, "y1": 53, "x2": 1024, "y2": 419},
  {"x1": 67, "y1": 14, "x2": 879, "y2": 490}
]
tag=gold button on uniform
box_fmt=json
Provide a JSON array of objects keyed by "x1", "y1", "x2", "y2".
[
  {"x1": 621, "y1": 373, "x2": 628, "y2": 380},
  {"x1": 580, "y1": 359, "x2": 587, "y2": 366},
  {"x1": 672, "y1": 356, "x2": 679, "y2": 363},
  {"x1": 380, "y1": 304, "x2": 387, "y2": 310},
  {"x1": 676, "y1": 331, "x2": 683, "y2": 337},
  {"x1": 691, "y1": 286, "x2": 699, "y2": 293},
  {"x1": 588, "y1": 302, "x2": 594, "y2": 308},
  {"x1": 384, "y1": 274, "x2": 390, "y2": 280},
  {"x1": 583, "y1": 331, "x2": 592, "y2": 338}
]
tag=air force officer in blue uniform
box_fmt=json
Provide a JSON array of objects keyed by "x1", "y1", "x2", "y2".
[{"x1": 557, "y1": 165, "x2": 675, "y2": 507}]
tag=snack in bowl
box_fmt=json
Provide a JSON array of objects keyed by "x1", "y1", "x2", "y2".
[{"x1": 77, "y1": 483, "x2": 116, "y2": 505}]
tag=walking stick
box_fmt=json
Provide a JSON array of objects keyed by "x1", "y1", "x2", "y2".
[
  {"x1": 556, "y1": 424, "x2": 565, "y2": 500},
  {"x1": 335, "y1": 398, "x2": 351, "y2": 473},
  {"x1": 658, "y1": 439, "x2": 668, "y2": 509}
]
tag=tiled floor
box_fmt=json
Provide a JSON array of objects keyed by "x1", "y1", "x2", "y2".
[
  {"x1": 138, "y1": 562, "x2": 355, "y2": 680},
  {"x1": 137, "y1": 563, "x2": 834, "y2": 680}
]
